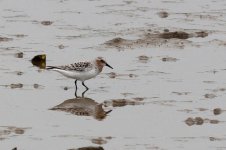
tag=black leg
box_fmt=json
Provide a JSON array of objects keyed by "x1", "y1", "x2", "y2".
[
  {"x1": 82, "y1": 89, "x2": 88, "y2": 98},
  {"x1": 75, "y1": 91, "x2": 78, "y2": 98},
  {"x1": 74, "y1": 80, "x2": 78, "y2": 97},
  {"x1": 75, "y1": 80, "x2": 78, "y2": 90},
  {"x1": 82, "y1": 81, "x2": 89, "y2": 90}
]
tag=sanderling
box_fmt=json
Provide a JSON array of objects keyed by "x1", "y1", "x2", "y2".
[{"x1": 46, "y1": 57, "x2": 113, "y2": 91}]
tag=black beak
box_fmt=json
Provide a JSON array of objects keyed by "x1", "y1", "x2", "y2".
[{"x1": 106, "y1": 63, "x2": 113, "y2": 69}]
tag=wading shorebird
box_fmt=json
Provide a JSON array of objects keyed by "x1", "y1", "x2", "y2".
[{"x1": 46, "y1": 57, "x2": 113, "y2": 92}]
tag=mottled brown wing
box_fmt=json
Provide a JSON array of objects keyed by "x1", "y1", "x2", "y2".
[{"x1": 55, "y1": 62, "x2": 93, "y2": 72}]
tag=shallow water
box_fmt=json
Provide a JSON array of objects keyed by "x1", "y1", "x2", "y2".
[{"x1": 1, "y1": 0, "x2": 226, "y2": 149}]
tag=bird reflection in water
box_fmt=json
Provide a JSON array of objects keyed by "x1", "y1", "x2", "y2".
[{"x1": 50, "y1": 90, "x2": 112, "y2": 121}]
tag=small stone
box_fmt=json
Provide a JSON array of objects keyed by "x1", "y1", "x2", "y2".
[
  {"x1": 157, "y1": 11, "x2": 169, "y2": 18},
  {"x1": 204, "y1": 93, "x2": 217, "y2": 99},
  {"x1": 58, "y1": 44, "x2": 65, "y2": 49},
  {"x1": 10, "y1": 83, "x2": 23, "y2": 89},
  {"x1": 213, "y1": 108, "x2": 222, "y2": 115},
  {"x1": 195, "y1": 31, "x2": 208, "y2": 38},
  {"x1": 164, "y1": 29, "x2": 169, "y2": 32},
  {"x1": 108, "y1": 72, "x2": 116, "y2": 78},
  {"x1": 14, "y1": 128, "x2": 24, "y2": 134},
  {"x1": 138, "y1": 55, "x2": 149, "y2": 61},
  {"x1": 129, "y1": 74, "x2": 136, "y2": 78},
  {"x1": 209, "y1": 119, "x2": 219, "y2": 124},
  {"x1": 16, "y1": 71, "x2": 23, "y2": 75},
  {"x1": 162, "y1": 57, "x2": 178, "y2": 62},
  {"x1": 209, "y1": 137, "x2": 216, "y2": 141},
  {"x1": 15, "y1": 34, "x2": 27, "y2": 38},
  {"x1": 15, "y1": 52, "x2": 23, "y2": 58},
  {"x1": 185, "y1": 117, "x2": 195, "y2": 126},
  {"x1": 112, "y1": 99, "x2": 127, "y2": 107},
  {"x1": 41, "y1": 21, "x2": 53, "y2": 26},
  {"x1": 195, "y1": 117, "x2": 204, "y2": 125},
  {"x1": 91, "y1": 138, "x2": 107, "y2": 145},
  {"x1": 33, "y1": 84, "x2": 39, "y2": 89},
  {"x1": 133, "y1": 97, "x2": 144, "y2": 101}
]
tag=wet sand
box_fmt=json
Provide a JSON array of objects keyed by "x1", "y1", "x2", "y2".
[{"x1": 1, "y1": 0, "x2": 226, "y2": 149}]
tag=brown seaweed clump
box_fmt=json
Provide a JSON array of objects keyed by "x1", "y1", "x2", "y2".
[
  {"x1": 159, "y1": 31, "x2": 190, "y2": 39},
  {"x1": 105, "y1": 37, "x2": 127, "y2": 46},
  {"x1": 104, "y1": 30, "x2": 208, "y2": 49}
]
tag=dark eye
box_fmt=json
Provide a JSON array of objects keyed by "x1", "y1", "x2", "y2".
[{"x1": 100, "y1": 59, "x2": 105, "y2": 63}]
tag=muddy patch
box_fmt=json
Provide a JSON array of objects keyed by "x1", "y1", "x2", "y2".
[
  {"x1": 57, "y1": 44, "x2": 68, "y2": 49},
  {"x1": 212, "y1": 88, "x2": 226, "y2": 93},
  {"x1": 178, "y1": 107, "x2": 226, "y2": 116},
  {"x1": 103, "y1": 98, "x2": 144, "y2": 107},
  {"x1": 0, "y1": 126, "x2": 30, "y2": 140},
  {"x1": 209, "y1": 136, "x2": 226, "y2": 141},
  {"x1": 172, "y1": 92, "x2": 191, "y2": 95},
  {"x1": 68, "y1": 146, "x2": 104, "y2": 150},
  {"x1": 203, "y1": 81, "x2": 216, "y2": 84},
  {"x1": 157, "y1": 11, "x2": 169, "y2": 18},
  {"x1": 14, "y1": 52, "x2": 23, "y2": 58},
  {"x1": 56, "y1": 35, "x2": 82, "y2": 40},
  {"x1": 137, "y1": 55, "x2": 150, "y2": 63},
  {"x1": 0, "y1": 83, "x2": 44, "y2": 89},
  {"x1": 91, "y1": 137, "x2": 112, "y2": 145},
  {"x1": 158, "y1": 31, "x2": 208, "y2": 39},
  {"x1": 1, "y1": 83, "x2": 24, "y2": 89},
  {"x1": 146, "y1": 70, "x2": 170, "y2": 76},
  {"x1": 177, "y1": 109, "x2": 193, "y2": 113},
  {"x1": 40, "y1": 20, "x2": 53, "y2": 26},
  {"x1": 185, "y1": 117, "x2": 222, "y2": 126},
  {"x1": 106, "y1": 72, "x2": 138, "y2": 79},
  {"x1": 0, "y1": 36, "x2": 13, "y2": 42},
  {"x1": 161, "y1": 56, "x2": 178, "y2": 62},
  {"x1": 10, "y1": 34, "x2": 27, "y2": 38},
  {"x1": 5, "y1": 71, "x2": 24, "y2": 76},
  {"x1": 103, "y1": 30, "x2": 208, "y2": 49},
  {"x1": 204, "y1": 93, "x2": 217, "y2": 99},
  {"x1": 152, "y1": 99, "x2": 192, "y2": 106}
]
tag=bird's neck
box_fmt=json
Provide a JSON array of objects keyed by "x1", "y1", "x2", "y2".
[
  {"x1": 96, "y1": 65, "x2": 103, "y2": 73},
  {"x1": 94, "y1": 61, "x2": 104, "y2": 72}
]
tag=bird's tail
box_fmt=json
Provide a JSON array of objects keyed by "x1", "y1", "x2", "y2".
[{"x1": 46, "y1": 66, "x2": 60, "y2": 70}]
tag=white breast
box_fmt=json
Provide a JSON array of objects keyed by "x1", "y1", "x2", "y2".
[{"x1": 52, "y1": 68, "x2": 100, "y2": 81}]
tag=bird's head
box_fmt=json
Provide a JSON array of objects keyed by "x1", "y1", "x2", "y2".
[{"x1": 95, "y1": 57, "x2": 113, "y2": 71}]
